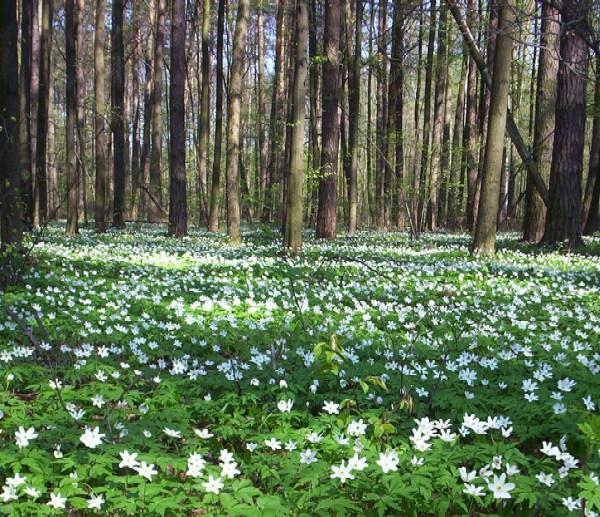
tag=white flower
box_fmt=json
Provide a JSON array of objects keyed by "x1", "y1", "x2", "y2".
[
  {"x1": 582, "y1": 396, "x2": 596, "y2": 411},
  {"x1": 194, "y1": 428, "x2": 214, "y2": 439},
  {"x1": 119, "y1": 450, "x2": 139, "y2": 469},
  {"x1": 1, "y1": 486, "x2": 17, "y2": 502},
  {"x1": 47, "y1": 492, "x2": 67, "y2": 509},
  {"x1": 6, "y1": 473, "x2": 26, "y2": 488},
  {"x1": 562, "y1": 497, "x2": 582, "y2": 511},
  {"x1": 264, "y1": 438, "x2": 282, "y2": 450},
  {"x1": 15, "y1": 426, "x2": 38, "y2": 448},
  {"x1": 377, "y1": 449, "x2": 399, "y2": 474},
  {"x1": 330, "y1": 461, "x2": 354, "y2": 483},
  {"x1": 305, "y1": 431, "x2": 323, "y2": 444},
  {"x1": 187, "y1": 452, "x2": 206, "y2": 478},
  {"x1": 348, "y1": 453, "x2": 368, "y2": 471},
  {"x1": 322, "y1": 401, "x2": 340, "y2": 415},
  {"x1": 463, "y1": 483, "x2": 485, "y2": 497},
  {"x1": 220, "y1": 461, "x2": 240, "y2": 479},
  {"x1": 87, "y1": 494, "x2": 105, "y2": 510},
  {"x1": 246, "y1": 442, "x2": 258, "y2": 452},
  {"x1": 458, "y1": 467, "x2": 477, "y2": 483},
  {"x1": 536, "y1": 472, "x2": 555, "y2": 487},
  {"x1": 347, "y1": 419, "x2": 367, "y2": 437},
  {"x1": 203, "y1": 475, "x2": 224, "y2": 494},
  {"x1": 24, "y1": 486, "x2": 40, "y2": 498},
  {"x1": 277, "y1": 399, "x2": 294, "y2": 413},
  {"x1": 285, "y1": 440, "x2": 297, "y2": 451},
  {"x1": 163, "y1": 427, "x2": 181, "y2": 439},
  {"x1": 300, "y1": 449, "x2": 317, "y2": 464},
  {"x1": 487, "y1": 473, "x2": 515, "y2": 499},
  {"x1": 135, "y1": 461, "x2": 158, "y2": 481},
  {"x1": 80, "y1": 427, "x2": 105, "y2": 449},
  {"x1": 91, "y1": 394, "x2": 105, "y2": 408}
]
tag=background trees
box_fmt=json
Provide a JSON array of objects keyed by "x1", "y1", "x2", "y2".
[{"x1": 2, "y1": 0, "x2": 599, "y2": 254}]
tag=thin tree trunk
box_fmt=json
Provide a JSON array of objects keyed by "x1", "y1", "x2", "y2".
[
  {"x1": 130, "y1": 4, "x2": 142, "y2": 221},
  {"x1": 169, "y1": 0, "x2": 188, "y2": 237},
  {"x1": 257, "y1": 2, "x2": 268, "y2": 218},
  {"x1": 583, "y1": 54, "x2": 600, "y2": 235},
  {"x1": 111, "y1": 0, "x2": 126, "y2": 228},
  {"x1": 375, "y1": 0, "x2": 388, "y2": 229},
  {"x1": 523, "y1": 2, "x2": 559, "y2": 241},
  {"x1": 208, "y1": 0, "x2": 226, "y2": 231},
  {"x1": 472, "y1": 0, "x2": 514, "y2": 255},
  {"x1": 197, "y1": 0, "x2": 211, "y2": 226},
  {"x1": 94, "y1": 0, "x2": 107, "y2": 232},
  {"x1": 390, "y1": 0, "x2": 404, "y2": 229},
  {"x1": 65, "y1": 0, "x2": 79, "y2": 235},
  {"x1": 316, "y1": 0, "x2": 341, "y2": 239},
  {"x1": 226, "y1": 0, "x2": 250, "y2": 244}
]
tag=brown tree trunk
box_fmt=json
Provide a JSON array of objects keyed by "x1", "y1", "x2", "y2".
[
  {"x1": 197, "y1": 0, "x2": 211, "y2": 227},
  {"x1": 472, "y1": 0, "x2": 514, "y2": 255},
  {"x1": 226, "y1": 0, "x2": 250, "y2": 244},
  {"x1": 316, "y1": 0, "x2": 341, "y2": 239},
  {"x1": 583, "y1": 54, "x2": 600, "y2": 235},
  {"x1": 111, "y1": 0, "x2": 126, "y2": 228},
  {"x1": 34, "y1": 0, "x2": 53, "y2": 226},
  {"x1": 130, "y1": 4, "x2": 142, "y2": 221},
  {"x1": 94, "y1": 0, "x2": 108, "y2": 232},
  {"x1": 522, "y1": 2, "x2": 559, "y2": 241},
  {"x1": 0, "y1": 0, "x2": 22, "y2": 249},
  {"x1": 256, "y1": 2, "x2": 268, "y2": 219},
  {"x1": 208, "y1": 0, "x2": 226, "y2": 231},
  {"x1": 375, "y1": 0, "x2": 387, "y2": 229},
  {"x1": 169, "y1": 0, "x2": 188, "y2": 237},
  {"x1": 541, "y1": 0, "x2": 588, "y2": 247},
  {"x1": 65, "y1": 0, "x2": 79, "y2": 235}
]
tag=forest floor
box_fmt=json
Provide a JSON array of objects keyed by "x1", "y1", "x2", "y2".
[{"x1": 1, "y1": 224, "x2": 599, "y2": 515}]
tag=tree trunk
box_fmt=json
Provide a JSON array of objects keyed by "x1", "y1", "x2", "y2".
[
  {"x1": 94, "y1": 0, "x2": 107, "y2": 232},
  {"x1": 541, "y1": 0, "x2": 588, "y2": 247},
  {"x1": 130, "y1": 4, "x2": 142, "y2": 221},
  {"x1": 583, "y1": 54, "x2": 600, "y2": 235},
  {"x1": 390, "y1": 0, "x2": 404, "y2": 229},
  {"x1": 226, "y1": 0, "x2": 250, "y2": 244},
  {"x1": 168, "y1": 0, "x2": 188, "y2": 237},
  {"x1": 65, "y1": 0, "x2": 79, "y2": 235},
  {"x1": 0, "y1": 0, "x2": 22, "y2": 248},
  {"x1": 34, "y1": 0, "x2": 53, "y2": 226},
  {"x1": 316, "y1": 0, "x2": 341, "y2": 239},
  {"x1": 208, "y1": 0, "x2": 226, "y2": 231},
  {"x1": 522, "y1": 2, "x2": 559, "y2": 241},
  {"x1": 472, "y1": 0, "x2": 514, "y2": 255},
  {"x1": 111, "y1": 0, "x2": 126, "y2": 228},
  {"x1": 428, "y1": 3, "x2": 448, "y2": 231},
  {"x1": 256, "y1": 2, "x2": 268, "y2": 219},
  {"x1": 374, "y1": 0, "x2": 387, "y2": 229},
  {"x1": 197, "y1": 0, "x2": 211, "y2": 226}
]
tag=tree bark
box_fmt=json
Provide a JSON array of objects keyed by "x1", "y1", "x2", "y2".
[
  {"x1": 65, "y1": 0, "x2": 79, "y2": 235},
  {"x1": 583, "y1": 54, "x2": 600, "y2": 235},
  {"x1": 94, "y1": 0, "x2": 108, "y2": 232},
  {"x1": 197, "y1": 0, "x2": 211, "y2": 227},
  {"x1": 522, "y1": 2, "x2": 559, "y2": 241},
  {"x1": 168, "y1": 0, "x2": 188, "y2": 237},
  {"x1": 316, "y1": 0, "x2": 341, "y2": 239},
  {"x1": 541, "y1": 0, "x2": 588, "y2": 247},
  {"x1": 0, "y1": 0, "x2": 22, "y2": 248},
  {"x1": 390, "y1": 0, "x2": 404, "y2": 229},
  {"x1": 208, "y1": 0, "x2": 226, "y2": 231},
  {"x1": 226, "y1": 0, "x2": 250, "y2": 244},
  {"x1": 472, "y1": 0, "x2": 514, "y2": 255},
  {"x1": 111, "y1": 0, "x2": 126, "y2": 228},
  {"x1": 375, "y1": 0, "x2": 388, "y2": 229}
]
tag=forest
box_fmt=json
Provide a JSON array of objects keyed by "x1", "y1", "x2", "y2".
[{"x1": 0, "y1": 0, "x2": 599, "y2": 515}]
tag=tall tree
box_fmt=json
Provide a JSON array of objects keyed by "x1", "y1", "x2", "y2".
[
  {"x1": 34, "y1": 0, "x2": 53, "y2": 226},
  {"x1": 149, "y1": 0, "x2": 166, "y2": 222},
  {"x1": 541, "y1": 0, "x2": 588, "y2": 247},
  {"x1": 0, "y1": 0, "x2": 22, "y2": 248},
  {"x1": 316, "y1": 0, "x2": 341, "y2": 239},
  {"x1": 583, "y1": 54, "x2": 600, "y2": 235},
  {"x1": 65, "y1": 0, "x2": 79, "y2": 235},
  {"x1": 111, "y1": 0, "x2": 126, "y2": 228},
  {"x1": 208, "y1": 0, "x2": 226, "y2": 231},
  {"x1": 472, "y1": 0, "x2": 514, "y2": 255},
  {"x1": 263, "y1": 0, "x2": 287, "y2": 223},
  {"x1": 226, "y1": 0, "x2": 250, "y2": 244},
  {"x1": 169, "y1": 0, "x2": 188, "y2": 237},
  {"x1": 374, "y1": 0, "x2": 388, "y2": 229},
  {"x1": 348, "y1": 0, "x2": 363, "y2": 236},
  {"x1": 256, "y1": 2, "x2": 268, "y2": 217},
  {"x1": 197, "y1": 0, "x2": 211, "y2": 226},
  {"x1": 284, "y1": 0, "x2": 309, "y2": 252},
  {"x1": 522, "y1": 2, "x2": 559, "y2": 242},
  {"x1": 95, "y1": 0, "x2": 107, "y2": 232},
  {"x1": 390, "y1": 0, "x2": 404, "y2": 229}
]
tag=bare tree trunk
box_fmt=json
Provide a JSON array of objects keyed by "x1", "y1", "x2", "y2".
[
  {"x1": 208, "y1": 0, "x2": 226, "y2": 231},
  {"x1": 541, "y1": 0, "x2": 588, "y2": 247},
  {"x1": 472, "y1": 0, "x2": 514, "y2": 255},
  {"x1": 34, "y1": 0, "x2": 53, "y2": 226},
  {"x1": 316, "y1": 0, "x2": 341, "y2": 239},
  {"x1": 94, "y1": 0, "x2": 107, "y2": 232},
  {"x1": 197, "y1": 0, "x2": 211, "y2": 226},
  {"x1": 427, "y1": 3, "x2": 448, "y2": 231},
  {"x1": 390, "y1": 0, "x2": 404, "y2": 229},
  {"x1": 168, "y1": 0, "x2": 188, "y2": 237},
  {"x1": 130, "y1": 4, "x2": 142, "y2": 221},
  {"x1": 583, "y1": 54, "x2": 600, "y2": 235},
  {"x1": 65, "y1": 0, "x2": 79, "y2": 235},
  {"x1": 256, "y1": 2, "x2": 268, "y2": 219},
  {"x1": 0, "y1": 0, "x2": 22, "y2": 249},
  {"x1": 375, "y1": 0, "x2": 387, "y2": 229},
  {"x1": 522, "y1": 2, "x2": 559, "y2": 241},
  {"x1": 76, "y1": 0, "x2": 87, "y2": 225},
  {"x1": 307, "y1": 0, "x2": 321, "y2": 227},
  {"x1": 111, "y1": 0, "x2": 126, "y2": 228},
  {"x1": 226, "y1": 0, "x2": 250, "y2": 244}
]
